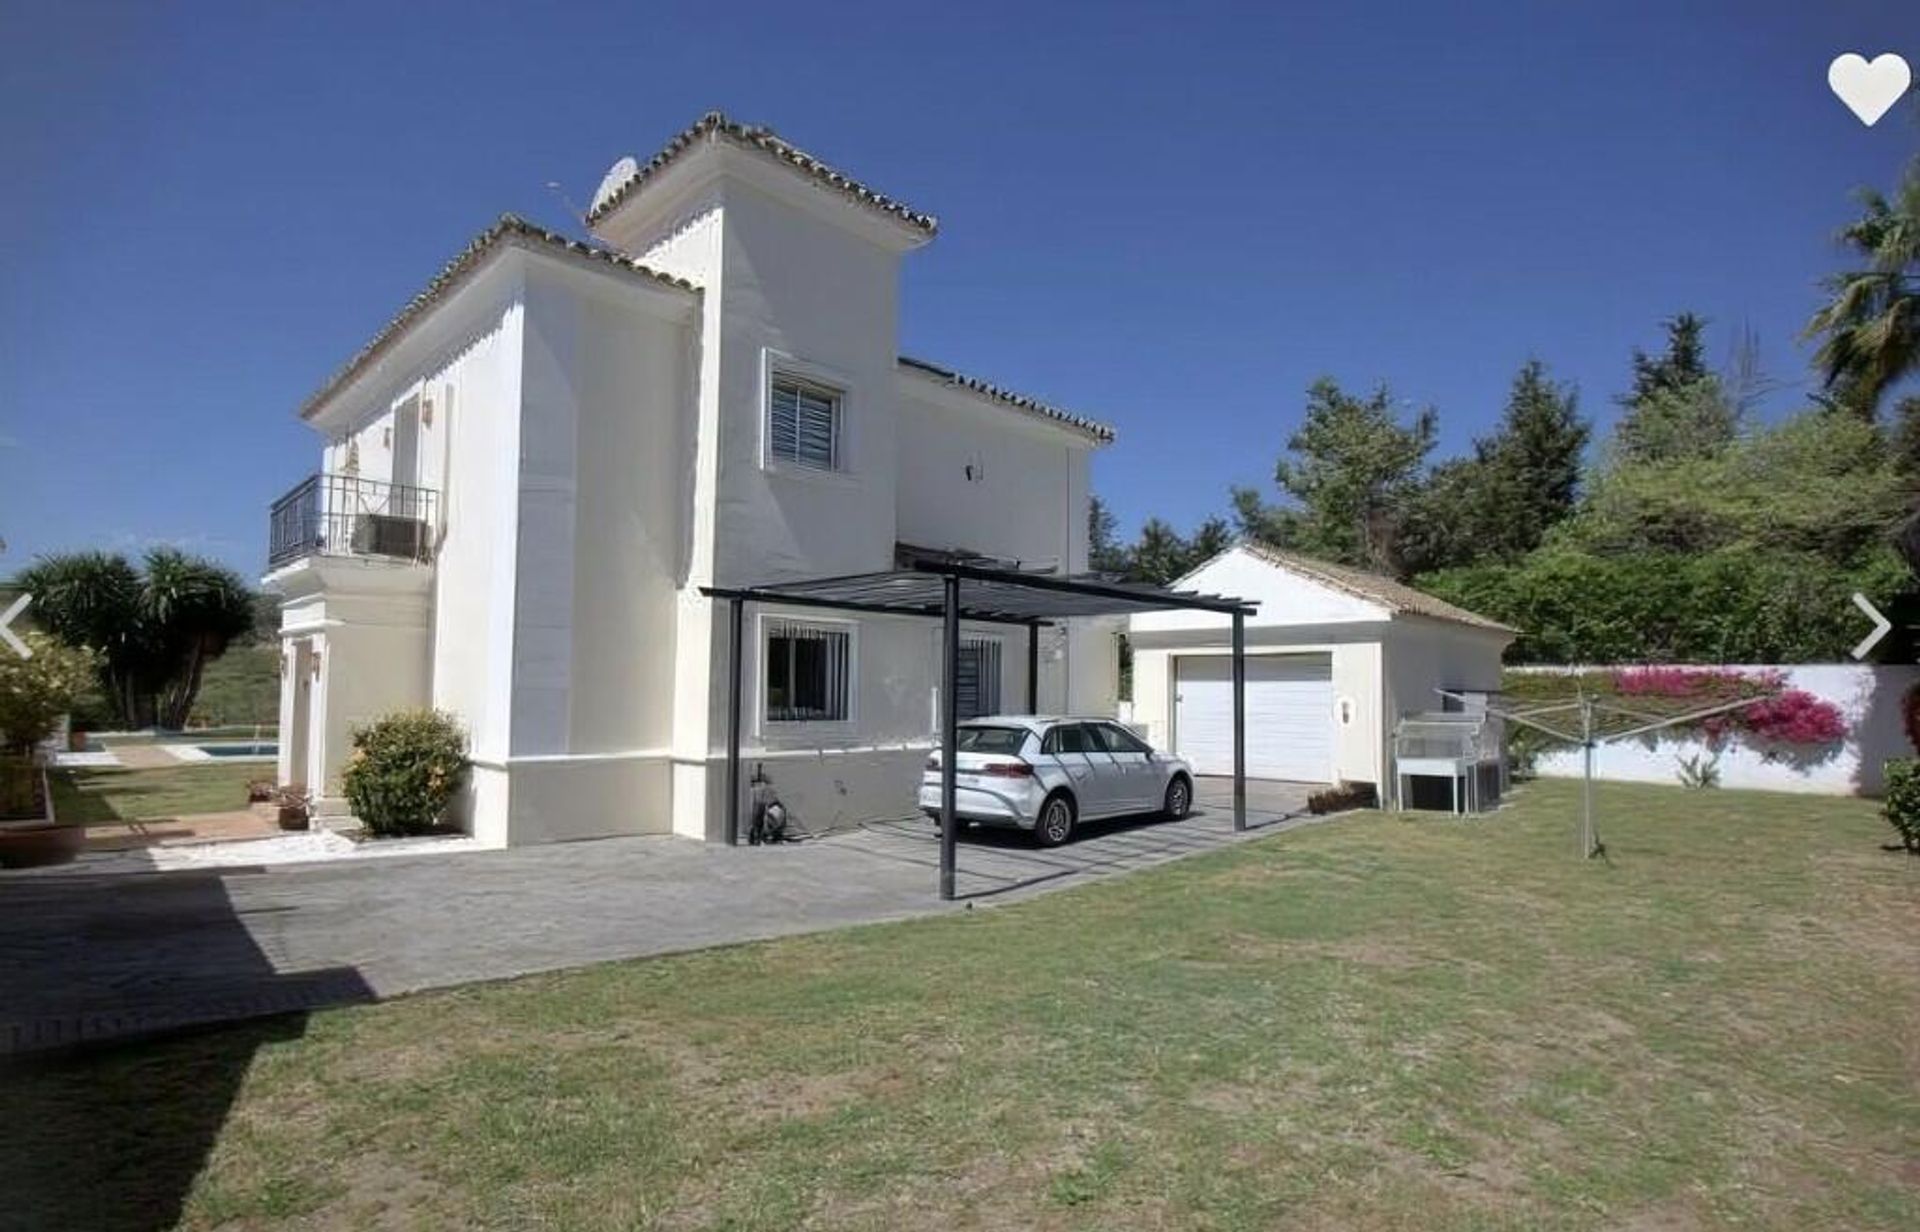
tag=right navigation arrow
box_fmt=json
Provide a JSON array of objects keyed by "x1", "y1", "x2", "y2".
[{"x1": 1851, "y1": 592, "x2": 1891, "y2": 661}]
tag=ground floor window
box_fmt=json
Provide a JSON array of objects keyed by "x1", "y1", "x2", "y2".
[
  {"x1": 765, "y1": 619, "x2": 851, "y2": 723},
  {"x1": 956, "y1": 637, "x2": 1002, "y2": 720}
]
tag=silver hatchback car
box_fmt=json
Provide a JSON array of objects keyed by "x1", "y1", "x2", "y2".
[{"x1": 919, "y1": 716, "x2": 1196, "y2": 846}]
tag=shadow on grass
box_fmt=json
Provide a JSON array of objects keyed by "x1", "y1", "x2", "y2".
[
  {"x1": 866, "y1": 799, "x2": 1315, "y2": 902},
  {"x1": 47, "y1": 766, "x2": 264, "y2": 829},
  {"x1": 0, "y1": 871, "x2": 375, "y2": 1229}
]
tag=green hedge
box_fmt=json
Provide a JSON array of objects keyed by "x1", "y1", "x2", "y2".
[
  {"x1": 1417, "y1": 545, "x2": 1911, "y2": 664},
  {"x1": 1883, "y1": 760, "x2": 1920, "y2": 853}
]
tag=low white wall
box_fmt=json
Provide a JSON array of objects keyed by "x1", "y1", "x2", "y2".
[
  {"x1": 503, "y1": 753, "x2": 674, "y2": 844},
  {"x1": 1525, "y1": 664, "x2": 1920, "y2": 796}
]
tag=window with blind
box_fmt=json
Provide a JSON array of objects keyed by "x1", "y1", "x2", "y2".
[
  {"x1": 768, "y1": 374, "x2": 841, "y2": 471},
  {"x1": 955, "y1": 638, "x2": 1003, "y2": 720},
  {"x1": 765, "y1": 620, "x2": 851, "y2": 722}
]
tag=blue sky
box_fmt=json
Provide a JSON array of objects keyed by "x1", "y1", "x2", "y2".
[{"x1": 0, "y1": 0, "x2": 1913, "y2": 577}]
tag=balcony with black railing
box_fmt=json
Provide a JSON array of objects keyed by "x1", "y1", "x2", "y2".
[{"x1": 267, "y1": 473, "x2": 439, "y2": 569}]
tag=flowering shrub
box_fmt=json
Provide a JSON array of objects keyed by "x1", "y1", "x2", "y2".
[
  {"x1": 1738, "y1": 690, "x2": 1849, "y2": 746},
  {"x1": 342, "y1": 709, "x2": 467, "y2": 837},
  {"x1": 1614, "y1": 665, "x2": 1782, "y2": 702},
  {"x1": 1607, "y1": 666, "x2": 1847, "y2": 751}
]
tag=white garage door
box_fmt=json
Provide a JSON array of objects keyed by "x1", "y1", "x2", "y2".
[{"x1": 1175, "y1": 654, "x2": 1334, "y2": 782}]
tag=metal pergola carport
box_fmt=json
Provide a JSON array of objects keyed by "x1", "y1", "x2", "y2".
[{"x1": 703, "y1": 559, "x2": 1259, "y2": 899}]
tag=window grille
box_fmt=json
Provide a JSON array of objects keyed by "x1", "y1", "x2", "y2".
[
  {"x1": 766, "y1": 620, "x2": 851, "y2": 722},
  {"x1": 955, "y1": 638, "x2": 1002, "y2": 719}
]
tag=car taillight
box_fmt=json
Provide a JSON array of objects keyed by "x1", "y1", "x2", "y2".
[{"x1": 982, "y1": 761, "x2": 1034, "y2": 778}]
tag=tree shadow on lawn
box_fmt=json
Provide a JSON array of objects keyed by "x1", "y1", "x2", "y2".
[{"x1": 0, "y1": 870, "x2": 375, "y2": 1229}]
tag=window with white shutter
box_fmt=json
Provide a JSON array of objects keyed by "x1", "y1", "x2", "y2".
[{"x1": 768, "y1": 375, "x2": 842, "y2": 471}]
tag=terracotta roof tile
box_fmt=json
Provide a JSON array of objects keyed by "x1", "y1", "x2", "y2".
[
  {"x1": 299, "y1": 214, "x2": 695, "y2": 421},
  {"x1": 898, "y1": 356, "x2": 1115, "y2": 444},
  {"x1": 1236, "y1": 540, "x2": 1516, "y2": 633},
  {"x1": 587, "y1": 111, "x2": 938, "y2": 235}
]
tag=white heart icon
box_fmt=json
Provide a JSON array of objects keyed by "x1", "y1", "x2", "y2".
[{"x1": 1828, "y1": 52, "x2": 1911, "y2": 127}]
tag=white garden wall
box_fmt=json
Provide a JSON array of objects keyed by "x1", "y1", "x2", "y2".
[{"x1": 1525, "y1": 664, "x2": 1920, "y2": 796}]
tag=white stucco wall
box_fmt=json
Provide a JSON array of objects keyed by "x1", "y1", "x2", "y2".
[
  {"x1": 599, "y1": 143, "x2": 1106, "y2": 840},
  {"x1": 281, "y1": 139, "x2": 1116, "y2": 845},
  {"x1": 1527, "y1": 663, "x2": 1920, "y2": 796},
  {"x1": 496, "y1": 258, "x2": 695, "y2": 842},
  {"x1": 279, "y1": 245, "x2": 699, "y2": 845},
  {"x1": 1381, "y1": 618, "x2": 1509, "y2": 724},
  {"x1": 270, "y1": 565, "x2": 433, "y2": 816}
]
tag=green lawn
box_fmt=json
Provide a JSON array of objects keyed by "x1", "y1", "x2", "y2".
[
  {"x1": 190, "y1": 644, "x2": 281, "y2": 728},
  {"x1": 6, "y1": 780, "x2": 1916, "y2": 1230},
  {"x1": 46, "y1": 762, "x2": 265, "y2": 824}
]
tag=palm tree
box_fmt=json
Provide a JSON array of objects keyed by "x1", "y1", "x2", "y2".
[
  {"x1": 142, "y1": 550, "x2": 255, "y2": 730},
  {"x1": 1805, "y1": 157, "x2": 1920, "y2": 418},
  {"x1": 14, "y1": 552, "x2": 149, "y2": 726},
  {"x1": 15, "y1": 549, "x2": 254, "y2": 730}
]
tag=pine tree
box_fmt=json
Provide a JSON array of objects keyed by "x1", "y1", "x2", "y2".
[
  {"x1": 1271, "y1": 378, "x2": 1436, "y2": 571},
  {"x1": 1088, "y1": 495, "x2": 1128, "y2": 575}
]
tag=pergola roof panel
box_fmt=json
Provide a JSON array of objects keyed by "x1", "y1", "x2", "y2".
[{"x1": 705, "y1": 561, "x2": 1258, "y2": 623}]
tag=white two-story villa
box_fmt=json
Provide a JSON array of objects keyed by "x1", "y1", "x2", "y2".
[{"x1": 265, "y1": 112, "x2": 1119, "y2": 845}]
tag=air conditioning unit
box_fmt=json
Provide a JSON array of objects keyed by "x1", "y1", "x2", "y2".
[{"x1": 351, "y1": 514, "x2": 428, "y2": 560}]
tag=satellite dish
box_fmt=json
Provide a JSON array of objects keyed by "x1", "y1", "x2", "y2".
[{"x1": 589, "y1": 155, "x2": 640, "y2": 216}]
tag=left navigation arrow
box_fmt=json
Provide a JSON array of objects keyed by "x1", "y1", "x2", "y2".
[{"x1": 0, "y1": 593, "x2": 30, "y2": 659}]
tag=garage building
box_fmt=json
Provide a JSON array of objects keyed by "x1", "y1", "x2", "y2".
[{"x1": 1127, "y1": 541, "x2": 1515, "y2": 791}]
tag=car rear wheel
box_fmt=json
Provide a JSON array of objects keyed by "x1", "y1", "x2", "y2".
[
  {"x1": 1164, "y1": 775, "x2": 1192, "y2": 820},
  {"x1": 1035, "y1": 792, "x2": 1076, "y2": 847}
]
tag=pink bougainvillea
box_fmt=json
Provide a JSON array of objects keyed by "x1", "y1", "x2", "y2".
[
  {"x1": 1614, "y1": 666, "x2": 1784, "y2": 700},
  {"x1": 1609, "y1": 667, "x2": 1846, "y2": 749},
  {"x1": 1738, "y1": 690, "x2": 1848, "y2": 746}
]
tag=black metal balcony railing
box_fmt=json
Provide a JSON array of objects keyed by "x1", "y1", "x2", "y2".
[{"x1": 268, "y1": 473, "x2": 439, "y2": 568}]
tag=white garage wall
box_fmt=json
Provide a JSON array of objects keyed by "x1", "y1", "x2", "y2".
[{"x1": 1381, "y1": 619, "x2": 1510, "y2": 725}]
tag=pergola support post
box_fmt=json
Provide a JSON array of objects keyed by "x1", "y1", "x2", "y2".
[
  {"x1": 1026, "y1": 621, "x2": 1040, "y2": 714},
  {"x1": 725, "y1": 596, "x2": 744, "y2": 846},
  {"x1": 940, "y1": 573, "x2": 961, "y2": 900},
  {"x1": 1232, "y1": 610, "x2": 1246, "y2": 832},
  {"x1": 697, "y1": 570, "x2": 1258, "y2": 897}
]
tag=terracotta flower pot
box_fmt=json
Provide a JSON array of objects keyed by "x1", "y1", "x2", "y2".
[{"x1": 0, "y1": 824, "x2": 83, "y2": 869}]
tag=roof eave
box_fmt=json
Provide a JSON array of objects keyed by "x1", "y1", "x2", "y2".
[
  {"x1": 898, "y1": 356, "x2": 1116, "y2": 446},
  {"x1": 297, "y1": 216, "x2": 697, "y2": 425},
  {"x1": 585, "y1": 111, "x2": 938, "y2": 240}
]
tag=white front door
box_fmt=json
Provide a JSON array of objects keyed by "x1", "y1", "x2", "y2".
[
  {"x1": 1175, "y1": 654, "x2": 1334, "y2": 782},
  {"x1": 287, "y1": 639, "x2": 313, "y2": 789}
]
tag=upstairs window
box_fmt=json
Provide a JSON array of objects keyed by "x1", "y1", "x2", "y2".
[
  {"x1": 768, "y1": 375, "x2": 842, "y2": 472},
  {"x1": 765, "y1": 619, "x2": 851, "y2": 723}
]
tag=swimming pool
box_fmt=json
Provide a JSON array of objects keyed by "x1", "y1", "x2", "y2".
[{"x1": 197, "y1": 743, "x2": 278, "y2": 758}]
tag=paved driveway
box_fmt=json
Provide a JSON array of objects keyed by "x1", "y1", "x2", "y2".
[{"x1": 0, "y1": 778, "x2": 1319, "y2": 1054}]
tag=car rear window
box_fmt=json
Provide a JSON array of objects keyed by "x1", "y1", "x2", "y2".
[{"x1": 956, "y1": 725, "x2": 1028, "y2": 755}]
